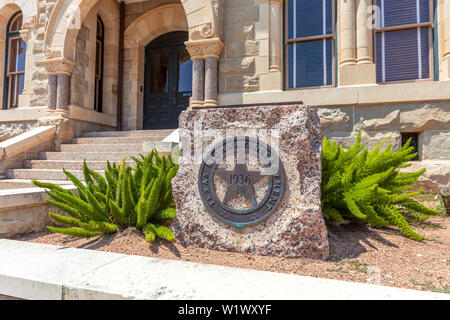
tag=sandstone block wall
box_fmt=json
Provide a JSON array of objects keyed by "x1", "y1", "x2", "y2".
[
  {"x1": 319, "y1": 102, "x2": 450, "y2": 161},
  {"x1": 220, "y1": 0, "x2": 265, "y2": 94}
]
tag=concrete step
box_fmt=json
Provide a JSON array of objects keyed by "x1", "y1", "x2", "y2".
[
  {"x1": 5, "y1": 169, "x2": 104, "y2": 181},
  {"x1": 38, "y1": 152, "x2": 155, "y2": 161},
  {"x1": 60, "y1": 144, "x2": 144, "y2": 152},
  {"x1": 72, "y1": 136, "x2": 165, "y2": 144},
  {"x1": 0, "y1": 239, "x2": 448, "y2": 300},
  {"x1": 23, "y1": 160, "x2": 133, "y2": 170},
  {"x1": 80, "y1": 130, "x2": 174, "y2": 138}
]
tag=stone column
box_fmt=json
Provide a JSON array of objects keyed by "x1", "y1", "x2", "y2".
[
  {"x1": 203, "y1": 40, "x2": 223, "y2": 107},
  {"x1": 338, "y1": 0, "x2": 357, "y2": 67},
  {"x1": 191, "y1": 58, "x2": 205, "y2": 108},
  {"x1": 204, "y1": 57, "x2": 218, "y2": 106},
  {"x1": 56, "y1": 73, "x2": 71, "y2": 110},
  {"x1": 441, "y1": 0, "x2": 450, "y2": 79},
  {"x1": 185, "y1": 38, "x2": 224, "y2": 108},
  {"x1": 356, "y1": 0, "x2": 373, "y2": 64},
  {"x1": 40, "y1": 58, "x2": 75, "y2": 111},
  {"x1": 47, "y1": 74, "x2": 57, "y2": 110},
  {"x1": 269, "y1": 0, "x2": 283, "y2": 72}
]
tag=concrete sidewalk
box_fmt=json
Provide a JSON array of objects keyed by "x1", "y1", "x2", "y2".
[{"x1": 0, "y1": 239, "x2": 448, "y2": 300}]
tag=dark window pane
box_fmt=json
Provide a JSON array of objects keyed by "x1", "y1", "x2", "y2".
[
  {"x1": 293, "y1": 0, "x2": 327, "y2": 38},
  {"x1": 401, "y1": 133, "x2": 419, "y2": 161},
  {"x1": 8, "y1": 38, "x2": 18, "y2": 73},
  {"x1": 9, "y1": 14, "x2": 22, "y2": 32},
  {"x1": 18, "y1": 73, "x2": 24, "y2": 95},
  {"x1": 290, "y1": 40, "x2": 331, "y2": 88},
  {"x1": 17, "y1": 39, "x2": 26, "y2": 72},
  {"x1": 151, "y1": 52, "x2": 169, "y2": 93},
  {"x1": 377, "y1": 28, "x2": 430, "y2": 82},
  {"x1": 382, "y1": 0, "x2": 429, "y2": 27},
  {"x1": 8, "y1": 38, "x2": 26, "y2": 73},
  {"x1": 325, "y1": 38, "x2": 332, "y2": 85},
  {"x1": 96, "y1": 40, "x2": 101, "y2": 75},
  {"x1": 178, "y1": 49, "x2": 192, "y2": 92}
]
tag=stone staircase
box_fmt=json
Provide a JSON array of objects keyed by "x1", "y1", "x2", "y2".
[{"x1": 4, "y1": 130, "x2": 174, "y2": 182}]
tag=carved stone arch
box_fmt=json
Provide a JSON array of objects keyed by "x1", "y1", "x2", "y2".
[
  {"x1": 44, "y1": 0, "x2": 221, "y2": 61},
  {"x1": 121, "y1": 3, "x2": 189, "y2": 130},
  {"x1": 124, "y1": 4, "x2": 188, "y2": 48},
  {"x1": 0, "y1": 0, "x2": 39, "y2": 20}
]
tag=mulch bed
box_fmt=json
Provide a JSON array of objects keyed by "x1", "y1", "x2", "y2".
[{"x1": 14, "y1": 195, "x2": 449, "y2": 294}]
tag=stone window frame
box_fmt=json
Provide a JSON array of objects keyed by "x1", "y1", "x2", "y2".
[
  {"x1": 2, "y1": 10, "x2": 25, "y2": 110},
  {"x1": 374, "y1": 0, "x2": 435, "y2": 84},
  {"x1": 284, "y1": 0, "x2": 336, "y2": 90}
]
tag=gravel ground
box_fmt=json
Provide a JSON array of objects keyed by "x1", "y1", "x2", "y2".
[{"x1": 15, "y1": 195, "x2": 449, "y2": 294}]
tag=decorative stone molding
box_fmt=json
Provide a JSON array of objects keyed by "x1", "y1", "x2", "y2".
[
  {"x1": 21, "y1": 16, "x2": 39, "y2": 30},
  {"x1": 185, "y1": 38, "x2": 223, "y2": 108},
  {"x1": 44, "y1": 47, "x2": 62, "y2": 60},
  {"x1": 189, "y1": 0, "x2": 223, "y2": 40},
  {"x1": 39, "y1": 58, "x2": 75, "y2": 76},
  {"x1": 19, "y1": 29, "x2": 31, "y2": 43},
  {"x1": 185, "y1": 38, "x2": 224, "y2": 60}
]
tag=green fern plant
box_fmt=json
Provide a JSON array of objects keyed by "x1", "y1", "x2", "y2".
[
  {"x1": 32, "y1": 150, "x2": 178, "y2": 243},
  {"x1": 322, "y1": 132, "x2": 441, "y2": 241}
]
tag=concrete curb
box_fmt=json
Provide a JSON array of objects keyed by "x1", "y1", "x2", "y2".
[{"x1": 0, "y1": 239, "x2": 448, "y2": 300}]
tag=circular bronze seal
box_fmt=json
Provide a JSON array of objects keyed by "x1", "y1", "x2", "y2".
[{"x1": 198, "y1": 136, "x2": 286, "y2": 228}]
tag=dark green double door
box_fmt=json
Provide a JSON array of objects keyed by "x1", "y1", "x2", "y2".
[{"x1": 144, "y1": 32, "x2": 192, "y2": 129}]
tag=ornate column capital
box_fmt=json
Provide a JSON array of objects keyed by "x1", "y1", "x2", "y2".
[
  {"x1": 185, "y1": 38, "x2": 224, "y2": 60},
  {"x1": 39, "y1": 58, "x2": 75, "y2": 76}
]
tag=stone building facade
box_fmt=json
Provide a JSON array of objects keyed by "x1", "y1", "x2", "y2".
[{"x1": 0, "y1": 0, "x2": 449, "y2": 165}]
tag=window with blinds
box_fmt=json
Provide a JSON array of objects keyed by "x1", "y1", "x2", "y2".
[
  {"x1": 285, "y1": 0, "x2": 334, "y2": 89},
  {"x1": 375, "y1": 0, "x2": 433, "y2": 83}
]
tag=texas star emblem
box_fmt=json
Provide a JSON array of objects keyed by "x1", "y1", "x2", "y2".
[{"x1": 198, "y1": 136, "x2": 286, "y2": 228}]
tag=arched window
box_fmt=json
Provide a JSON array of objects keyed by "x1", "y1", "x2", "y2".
[
  {"x1": 3, "y1": 11, "x2": 26, "y2": 109},
  {"x1": 285, "y1": 0, "x2": 334, "y2": 89},
  {"x1": 94, "y1": 16, "x2": 104, "y2": 113},
  {"x1": 375, "y1": 0, "x2": 433, "y2": 82}
]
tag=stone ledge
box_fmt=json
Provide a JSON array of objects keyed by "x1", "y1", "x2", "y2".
[
  {"x1": 0, "y1": 126, "x2": 56, "y2": 160},
  {"x1": 0, "y1": 184, "x2": 76, "y2": 210},
  {"x1": 0, "y1": 239, "x2": 448, "y2": 300},
  {"x1": 218, "y1": 81, "x2": 450, "y2": 107},
  {"x1": 68, "y1": 105, "x2": 117, "y2": 128}
]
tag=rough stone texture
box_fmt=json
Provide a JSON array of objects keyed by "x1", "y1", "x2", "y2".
[
  {"x1": 0, "y1": 122, "x2": 39, "y2": 142},
  {"x1": 327, "y1": 131, "x2": 402, "y2": 151},
  {"x1": 0, "y1": 205, "x2": 51, "y2": 239},
  {"x1": 226, "y1": 75, "x2": 260, "y2": 92},
  {"x1": 421, "y1": 131, "x2": 450, "y2": 160},
  {"x1": 401, "y1": 160, "x2": 450, "y2": 194},
  {"x1": 400, "y1": 104, "x2": 450, "y2": 132},
  {"x1": 318, "y1": 107, "x2": 352, "y2": 132},
  {"x1": 172, "y1": 105, "x2": 329, "y2": 260}
]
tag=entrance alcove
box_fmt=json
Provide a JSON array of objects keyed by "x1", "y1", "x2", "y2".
[
  {"x1": 143, "y1": 31, "x2": 192, "y2": 130},
  {"x1": 122, "y1": 3, "x2": 189, "y2": 130}
]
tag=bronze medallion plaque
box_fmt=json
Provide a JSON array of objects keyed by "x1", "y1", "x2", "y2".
[{"x1": 198, "y1": 136, "x2": 286, "y2": 228}]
